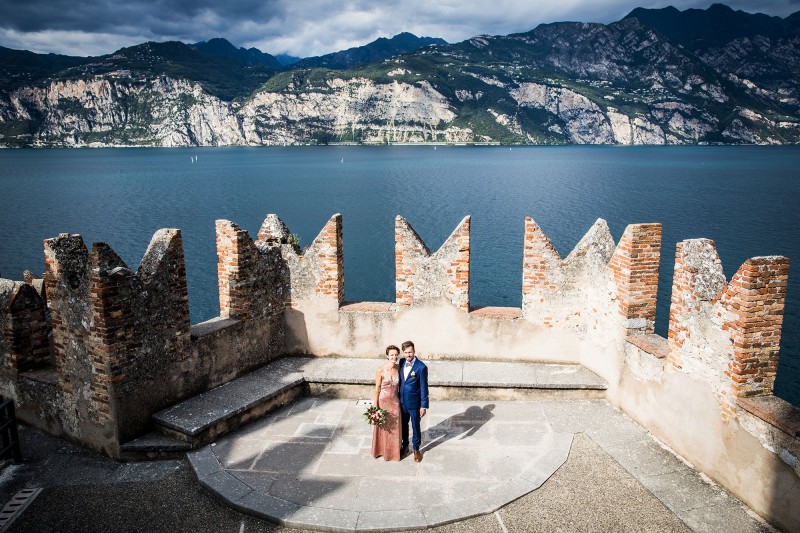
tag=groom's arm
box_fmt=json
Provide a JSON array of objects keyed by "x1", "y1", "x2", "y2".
[{"x1": 420, "y1": 365, "x2": 429, "y2": 410}]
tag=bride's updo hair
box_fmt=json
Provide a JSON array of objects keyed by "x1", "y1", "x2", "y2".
[{"x1": 385, "y1": 345, "x2": 400, "y2": 356}]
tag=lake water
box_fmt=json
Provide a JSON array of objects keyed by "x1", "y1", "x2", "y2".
[{"x1": 1, "y1": 146, "x2": 798, "y2": 406}]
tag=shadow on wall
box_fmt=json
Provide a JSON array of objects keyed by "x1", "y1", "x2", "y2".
[
  {"x1": 768, "y1": 428, "x2": 800, "y2": 531},
  {"x1": 284, "y1": 308, "x2": 309, "y2": 354}
]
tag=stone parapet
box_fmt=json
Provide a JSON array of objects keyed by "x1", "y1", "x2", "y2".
[
  {"x1": 395, "y1": 215, "x2": 470, "y2": 310},
  {"x1": 521, "y1": 218, "x2": 617, "y2": 332},
  {"x1": 0, "y1": 279, "x2": 50, "y2": 372},
  {"x1": 216, "y1": 220, "x2": 284, "y2": 320},
  {"x1": 259, "y1": 214, "x2": 344, "y2": 306},
  {"x1": 668, "y1": 239, "x2": 789, "y2": 419}
]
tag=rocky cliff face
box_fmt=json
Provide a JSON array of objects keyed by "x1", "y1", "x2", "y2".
[
  {"x1": 2, "y1": 67, "x2": 791, "y2": 147},
  {"x1": 0, "y1": 75, "x2": 478, "y2": 146},
  {"x1": 1, "y1": 5, "x2": 797, "y2": 147},
  {"x1": 240, "y1": 78, "x2": 474, "y2": 145},
  {"x1": 2, "y1": 76, "x2": 244, "y2": 147}
]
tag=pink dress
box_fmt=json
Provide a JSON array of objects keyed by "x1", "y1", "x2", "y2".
[{"x1": 371, "y1": 366, "x2": 401, "y2": 461}]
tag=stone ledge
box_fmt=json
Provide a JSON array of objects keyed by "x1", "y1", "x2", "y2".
[
  {"x1": 301, "y1": 358, "x2": 606, "y2": 390},
  {"x1": 469, "y1": 306, "x2": 522, "y2": 319},
  {"x1": 738, "y1": 396, "x2": 800, "y2": 438},
  {"x1": 120, "y1": 432, "x2": 191, "y2": 453},
  {"x1": 190, "y1": 316, "x2": 241, "y2": 338},
  {"x1": 626, "y1": 334, "x2": 668, "y2": 359},
  {"x1": 340, "y1": 301, "x2": 395, "y2": 313}
]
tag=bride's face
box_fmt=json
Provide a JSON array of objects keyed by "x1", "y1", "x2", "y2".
[{"x1": 386, "y1": 349, "x2": 400, "y2": 365}]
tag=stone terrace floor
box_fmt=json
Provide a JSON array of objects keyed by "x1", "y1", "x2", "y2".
[{"x1": 0, "y1": 399, "x2": 777, "y2": 533}]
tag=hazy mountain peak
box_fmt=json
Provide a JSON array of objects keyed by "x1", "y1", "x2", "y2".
[
  {"x1": 293, "y1": 32, "x2": 447, "y2": 70},
  {"x1": 190, "y1": 38, "x2": 283, "y2": 69},
  {"x1": 624, "y1": 3, "x2": 798, "y2": 49}
]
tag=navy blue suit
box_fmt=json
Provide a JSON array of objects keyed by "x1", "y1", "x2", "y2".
[{"x1": 399, "y1": 357, "x2": 429, "y2": 451}]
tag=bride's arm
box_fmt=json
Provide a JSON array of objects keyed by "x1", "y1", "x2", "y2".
[{"x1": 373, "y1": 368, "x2": 383, "y2": 408}]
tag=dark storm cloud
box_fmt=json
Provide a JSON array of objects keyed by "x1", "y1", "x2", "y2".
[
  {"x1": 1, "y1": 0, "x2": 798, "y2": 57},
  {"x1": 0, "y1": 0, "x2": 284, "y2": 33}
]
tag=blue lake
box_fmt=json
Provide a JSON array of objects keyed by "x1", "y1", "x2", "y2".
[{"x1": 1, "y1": 146, "x2": 798, "y2": 406}]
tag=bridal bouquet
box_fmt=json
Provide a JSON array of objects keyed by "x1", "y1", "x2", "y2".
[{"x1": 363, "y1": 405, "x2": 388, "y2": 427}]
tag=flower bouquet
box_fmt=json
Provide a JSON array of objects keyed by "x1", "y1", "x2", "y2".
[{"x1": 363, "y1": 405, "x2": 388, "y2": 427}]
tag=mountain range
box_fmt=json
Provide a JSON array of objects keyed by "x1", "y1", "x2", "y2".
[{"x1": 1, "y1": 3, "x2": 798, "y2": 147}]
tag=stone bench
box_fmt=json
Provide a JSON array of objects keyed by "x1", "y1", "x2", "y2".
[{"x1": 123, "y1": 356, "x2": 607, "y2": 455}]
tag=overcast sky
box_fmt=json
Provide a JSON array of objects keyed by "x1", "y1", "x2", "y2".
[{"x1": 0, "y1": 0, "x2": 797, "y2": 58}]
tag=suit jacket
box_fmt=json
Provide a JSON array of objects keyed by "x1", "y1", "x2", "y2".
[{"x1": 399, "y1": 357, "x2": 429, "y2": 410}]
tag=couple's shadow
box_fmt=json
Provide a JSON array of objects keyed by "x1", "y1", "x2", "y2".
[{"x1": 421, "y1": 404, "x2": 495, "y2": 453}]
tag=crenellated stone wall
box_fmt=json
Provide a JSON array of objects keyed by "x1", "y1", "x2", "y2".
[
  {"x1": 2, "y1": 227, "x2": 285, "y2": 455},
  {"x1": 0, "y1": 280, "x2": 50, "y2": 372},
  {"x1": 518, "y1": 217, "x2": 662, "y2": 343},
  {"x1": 0, "y1": 211, "x2": 797, "y2": 530},
  {"x1": 258, "y1": 214, "x2": 344, "y2": 307},
  {"x1": 521, "y1": 218, "x2": 617, "y2": 331},
  {"x1": 620, "y1": 238, "x2": 796, "y2": 531},
  {"x1": 395, "y1": 215, "x2": 470, "y2": 310},
  {"x1": 35, "y1": 230, "x2": 198, "y2": 449},
  {"x1": 666, "y1": 239, "x2": 790, "y2": 418},
  {"x1": 216, "y1": 219, "x2": 286, "y2": 320}
]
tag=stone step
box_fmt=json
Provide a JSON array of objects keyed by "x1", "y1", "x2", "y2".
[
  {"x1": 119, "y1": 432, "x2": 191, "y2": 461},
  {"x1": 147, "y1": 356, "x2": 607, "y2": 453},
  {"x1": 151, "y1": 362, "x2": 307, "y2": 448}
]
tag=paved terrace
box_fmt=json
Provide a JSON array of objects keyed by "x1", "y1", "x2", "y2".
[
  {"x1": 0, "y1": 356, "x2": 775, "y2": 532},
  {"x1": 188, "y1": 398, "x2": 773, "y2": 532},
  {"x1": 0, "y1": 399, "x2": 774, "y2": 533}
]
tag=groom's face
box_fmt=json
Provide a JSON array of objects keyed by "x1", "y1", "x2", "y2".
[{"x1": 403, "y1": 346, "x2": 415, "y2": 363}]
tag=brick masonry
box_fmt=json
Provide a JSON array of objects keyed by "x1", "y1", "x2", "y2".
[
  {"x1": 216, "y1": 220, "x2": 285, "y2": 320},
  {"x1": 395, "y1": 215, "x2": 470, "y2": 310},
  {"x1": 217, "y1": 214, "x2": 344, "y2": 312},
  {"x1": 667, "y1": 239, "x2": 790, "y2": 419},
  {"x1": 219, "y1": 213, "x2": 344, "y2": 309},
  {"x1": 716, "y1": 257, "x2": 789, "y2": 399},
  {"x1": 608, "y1": 223, "x2": 662, "y2": 334}
]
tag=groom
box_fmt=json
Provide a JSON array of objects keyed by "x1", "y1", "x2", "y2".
[{"x1": 399, "y1": 340, "x2": 429, "y2": 462}]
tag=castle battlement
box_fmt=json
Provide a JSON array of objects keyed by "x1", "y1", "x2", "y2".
[{"x1": 0, "y1": 213, "x2": 797, "y2": 530}]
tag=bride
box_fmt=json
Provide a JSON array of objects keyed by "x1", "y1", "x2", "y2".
[{"x1": 371, "y1": 345, "x2": 402, "y2": 461}]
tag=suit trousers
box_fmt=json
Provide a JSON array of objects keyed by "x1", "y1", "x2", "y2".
[{"x1": 401, "y1": 404, "x2": 422, "y2": 451}]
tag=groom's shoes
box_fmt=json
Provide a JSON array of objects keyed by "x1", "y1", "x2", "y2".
[
  {"x1": 413, "y1": 450, "x2": 422, "y2": 463},
  {"x1": 401, "y1": 446, "x2": 408, "y2": 459}
]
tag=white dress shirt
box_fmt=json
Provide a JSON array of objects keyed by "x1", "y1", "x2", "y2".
[{"x1": 403, "y1": 357, "x2": 415, "y2": 380}]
